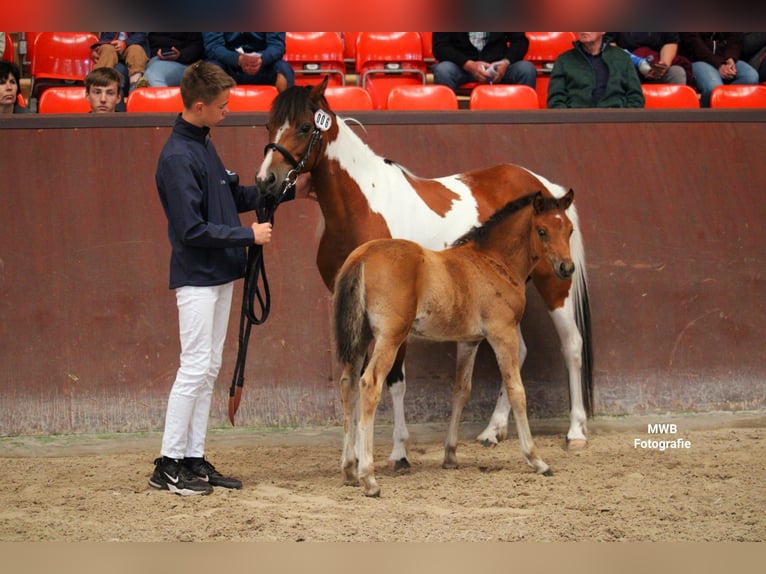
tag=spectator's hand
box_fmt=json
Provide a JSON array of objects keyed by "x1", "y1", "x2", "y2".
[
  {"x1": 110, "y1": 39, "x2": 126, "y2": 55},
  {"x1": 252, "y1": 221, "x2": 272, "y2": 245},
  {"x1": 464, "y1": 60, "x2": 495, "y2": 83},
  {"x1": 720, "y1": 58, "x2": 737, "y2": 80},
  {"x1": 238, "y1": 53, "x2": 263, "y2": 75},
  {"x1": 158, "y1": 47, "x2": 180, "y2": 61},
  {"x1": 646, "y1": 60, "x2": 668, "y2": 80},
  {"x1": 91, "y1": 46, "x2": 101, "y2": 63}
]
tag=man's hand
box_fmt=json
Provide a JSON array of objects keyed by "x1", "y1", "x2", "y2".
[
  {"x1": 646, "y1": 60, "x2": 668, "y2": 80},
  {"x1": 238, "y1": 53, "x2": 263, "y2": 75}
]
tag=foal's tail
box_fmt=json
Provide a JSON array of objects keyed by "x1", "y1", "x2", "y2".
[
  {"x1": 333, "y1": 259, "x2": 373, "y2": 365},
  {"x1": 567, "y1": 202, "x2": 594, "y2": 416}
]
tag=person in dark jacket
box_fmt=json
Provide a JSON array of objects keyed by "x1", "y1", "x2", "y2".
[
  {"x1": 149, "y1": 61, "x2": 291, "y2": 496},
  {"x1": 610, "y1": 32, "x2": 690, "y2": 85},
  {"x1": 547, "y1": 32, "x2": 645, "y2": 109},
  {"x1": 142, "y1": 33, "x2": 205, "y2": 87},
  {"x1": 680, "y1": 33, "x2": 759, "y2": 107},
  {"x1": 203, "y1": 32, "x2": 294, "y2": 92},
  {"x1": 431, "y1": 32, "x2": 537, "y2": 91}
]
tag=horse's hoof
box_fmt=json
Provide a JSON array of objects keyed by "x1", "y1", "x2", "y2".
[
  {"x1": 388, "y1": 458, "x2": 411, "y2": 473},
  {"x1": 363, "y1": 487, "x2": 381, "y2": 498},
  {"x1": 542, "y1": 468, "x2": 554, "y2": 477},
  {"x1": 442, "y1": 461, "x2": 459, "y2": 470},
  {"x1": 480, "y1": 438, "x2": 498, "y2": 448},
  {"x1": 566, "y1": 438, "x2": 588, "y2": 450}
]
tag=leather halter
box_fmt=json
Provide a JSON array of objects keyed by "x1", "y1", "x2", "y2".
[{"x1": 263, "y1": 126, "x2": 323, "y2": 191}]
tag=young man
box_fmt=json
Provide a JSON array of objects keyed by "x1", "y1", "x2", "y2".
[
  {"x1": 84, "y1": 67, "x2": 123, "y2": 113},
  {"x1": 149, "y1": 61, "x2": 289, "y2": 495}
]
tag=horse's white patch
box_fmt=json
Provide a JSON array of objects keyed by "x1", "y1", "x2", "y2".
[
  {"x1": 328, "y1": 120, "x2": 480, "y2": 251},
  {"x1": 256, "y1": 120, "x2": 289, "y2": 181}
]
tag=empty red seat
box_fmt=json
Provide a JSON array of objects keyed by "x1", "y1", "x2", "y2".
[
  {"x1": 356, "y1": 32, "x2": 427, "y2": 110},
  {"x1": 228, "y1": 85, "x2": 278, "y2": 111},
  {"x1": 30, "y1": 32, "x2": 99, "y2": 100},
  {"x1": 524, "y1": 32, "x2": 576, "y2": 71},
  {"x1": 38, "y1": 86, "x2": 91, "y2": 113},
  {"x1": 323, "y1": 85, "x2": 373, "y2": 110},
  {"x1": 469, "y1": 84, "x2": 540, "y2": 110},
  {"x1": 285, "y1": 32, "x2": 346, "y2": 87},
  {"x1": 386, "y1": 84, "x2": 457, "y2": 110},
  {"x1": 2, "y1": 32, "x2": 15, "y2": 62},
  {"x1": 126, "y1": 87, "x2": 183, "y2": 112},
  {"x1": 709, "y1": 84, "x2": 766, "y2": 108},
  {"x1": 641, "y1": 84, "x2": 700, "y2": 109}
]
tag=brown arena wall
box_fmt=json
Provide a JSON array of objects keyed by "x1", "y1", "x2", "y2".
[{"x1": 1, "y1": 109, "x2": 764, "y2": 435}]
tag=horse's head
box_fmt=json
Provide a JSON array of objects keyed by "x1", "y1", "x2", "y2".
[
  {"x1": 532, "y1": 189, "x2": 576, "y2": 280},
  {"x1": 256, "y1": 76, "x2": 335, "y2": 199}
]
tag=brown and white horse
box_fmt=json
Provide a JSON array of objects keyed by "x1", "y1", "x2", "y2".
[
  {"x1": 255, "y1": 78, "x2": 592, "y2": 467},
  {"x1": 334, "y1": 191, "x2": 574, "y2": 496}
]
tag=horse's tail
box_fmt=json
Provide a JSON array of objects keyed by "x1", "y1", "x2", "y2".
[
  {"x1": 333, "y1": 258, "x2": 373, "y2": 365},
  {"x1": 566, "y1": 201, "x2": 594, "y2": 417}
]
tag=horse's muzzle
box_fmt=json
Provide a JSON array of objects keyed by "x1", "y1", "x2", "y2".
[{"x1": 557, "y1": 260, "x2": 575, "y2": 280}]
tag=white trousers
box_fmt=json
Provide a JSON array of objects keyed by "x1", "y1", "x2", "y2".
[{"x1": 161, "y1": 282, "x2": 234, "y2": 460}]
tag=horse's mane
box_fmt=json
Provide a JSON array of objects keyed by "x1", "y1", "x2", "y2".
[
  {"x1": 452, "y1": 191, "x2": 563, "y2": 247},
  {"x1": 269, "y1": 85, "x2": 319, "y2": 126}
]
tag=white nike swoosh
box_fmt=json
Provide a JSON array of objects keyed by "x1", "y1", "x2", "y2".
[
  {"x1": 163, "y1": 472, "x2": 179, "y2": 484},
  {"x1": 199, "y1": 474, "x2": 209, "y2": 482}
]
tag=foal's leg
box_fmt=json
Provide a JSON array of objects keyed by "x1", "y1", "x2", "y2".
[
  {"x1": 443, "y1": 341, "x2": 480, "y2": 469},
  {"x1": 476, "y1": 324, "x2": 526, "y2": 446},
  {"x1": 488, "y1": 334, "x2": 551, "y2": 476},
  {"x1": 339, "y1": 355, "x2": 364, "y2": 485},
  {"x1": 386, "y1": 343, "x2": 411, "y2": 471},
  {"x1": 356, "y1": 339, "x2": 403, "y2": 497}
]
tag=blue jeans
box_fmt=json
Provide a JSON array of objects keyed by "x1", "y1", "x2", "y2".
[
  {"x1": 144, "y1": 57, "x2": 189, "y2": 87},
  {"x1": 432, "y1": 60, "x2": 537, "y2": 91},
  {"x1": 692, "y1": 60, "x2": 759, "y2": 107},
  {"x1": 209, "y1": 59, "x2": 295, "y2": 88}
]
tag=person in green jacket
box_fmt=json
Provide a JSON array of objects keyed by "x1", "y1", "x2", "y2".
[{"x1": 547, "y1": 32, "x2": 645, "y2": 109}]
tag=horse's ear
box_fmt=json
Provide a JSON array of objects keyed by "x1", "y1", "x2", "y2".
[
  {"x1": 309, "y1": 76, "x2": 329, "y2": 102},
  {"x1": 559, "y1": 188, "x2": 574, "y2": 210},
  {"x1": 533, "y1": 191, "x2": 546, "y2": 214}
]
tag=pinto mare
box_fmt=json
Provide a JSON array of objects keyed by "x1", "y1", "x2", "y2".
[
  {"x1": 333, "y1": 191, "x2": 574, "y2": 496},
  {"x1": 255, "y1": 78, "x2": 593, "y2": 467}
]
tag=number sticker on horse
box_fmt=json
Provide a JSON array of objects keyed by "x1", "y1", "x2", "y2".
[{"x1": 314, "y1": 109, "x2": 332, "y2": 131}]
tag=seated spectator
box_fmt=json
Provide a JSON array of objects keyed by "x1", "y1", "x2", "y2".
[
  {"x1": 743, "y1": 32, "x2": 766, "y2": 82},
  {"x1": 610, "y1": 33, "x2": 691, "y2": 85},
  {"x1": 202, "y1": 33, "x2": 294, "y2": 92},
  {"x1": 547, "y1": 32, "x2": 644, "y2": 108},
  {"x1": 91, "y1": 33, "x2": 150, "y2": 93},
  {"x1": 84, "y1": 67, "x2": 124, "y2": 113},
  {"x1": 0, "y1": 61, "x2": 32, "y2": 114},
  {"x1": 143, "y1": 33, "x2": 205, "y2": 87},
  {"x1": 680, "y1": 33, "x2": 759, "y2": 107},
  {"x1": 431, "y1": 33, "x2": 536, "y2": 91}
]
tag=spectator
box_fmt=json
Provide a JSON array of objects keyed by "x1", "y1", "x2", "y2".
[
  {"x1": 0, "y1": 61, "x2": 31, "y2": 114},
  {"x1": 743, "y1": 33, "x2": 766, "y2": 82},
  {"x1": 149, "y1": 60, "x2": 297, "y2": 495},
  {"x1": 84, "y1": 67, "x2": 123, "y2": 113},
  {"x1": 680, "y1": 33, "x2": 759, "y2": 107},
  {"x1": 91, "y1": 33, "x2": 150, "y2": 94},
  {"x1": 143, "y1": 33, "x2": 205, "y2": 87},
  {"x1": 202, "y1": 33, "x2": 294, "y2": 92},
  {"x1": 431, "y1": 32, "x2": 537, "y2": 91},
  {"x1": 547, "y1": 32, "x2": 644, "y2": 109},
  {"x1": 610, "y1": 33, "x2": 691, "y2": 85}
]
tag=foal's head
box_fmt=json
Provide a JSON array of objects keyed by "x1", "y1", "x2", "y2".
[
  {"x1": 256, "y1": 76, "x2": 334, "y2": 198},
  {"x1": 531, "y1": 189, "x2": 576, "y2": 279}
]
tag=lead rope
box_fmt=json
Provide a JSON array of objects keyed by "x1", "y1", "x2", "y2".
[{"x1": 228, "y1": 120, "x2": 327, "y2": 425}]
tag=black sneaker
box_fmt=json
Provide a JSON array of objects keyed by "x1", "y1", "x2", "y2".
[
  {"x1": 183, "y1": 457, "x2": 243, "y2": 489},
  {"x1": 148, "y1": 457, "x2": 214, "y2": 496}
]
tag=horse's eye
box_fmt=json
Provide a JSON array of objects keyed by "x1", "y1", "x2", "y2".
[
  {"x1": 300, "y1": 123, "x2": 312, "y2": 134},
  {"x1": 537, "y1": 228, "x2": 547, "y2": 237}
]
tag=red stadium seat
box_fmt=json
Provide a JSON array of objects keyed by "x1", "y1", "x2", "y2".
[
  {"x1": 30, "y1": 32, "x2": 99, "y2": 100},
  {"x1": 228, "y1": 85, "x2": 278, "y2": 111},
  {"x1": 386, "y1": 84, "x2": 458, "y2": 110},
  {"x1": 324, "y1": 85, "x2": 373, "y2": 110},
  {"x1": 641, "y1": 84, "x2": 700, "y2": 109},
  {"x1": 2, "y1": 32, "x2": 15, "y2": 62},
  {"x1": 469, "y1": 84, "x2": 540, "y2": 110},
  {"x1": 356, "y1": 32, "x2": 427, "y2": 110},
  {"x1": 342, "y1": 32, "x2": 360, "y2": 66},
  {"x1": 709, "y1": 84, "x2": 766, "y2": 108},
  {"x1": 285, "y1": 32, "x2": 346, "y2": 87},
  {"x1": 420, "y1": 31, "x2": 434, "y2": 62},
  {"x1": 524, "y1": 32, "x2": 576, "y2": 71},
  {"x1": 126, "y1": 87, "x2": 183, "y2": 112},
  {"x1": 37, "y1": 86, "x2": 91, "y2": 113}
]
